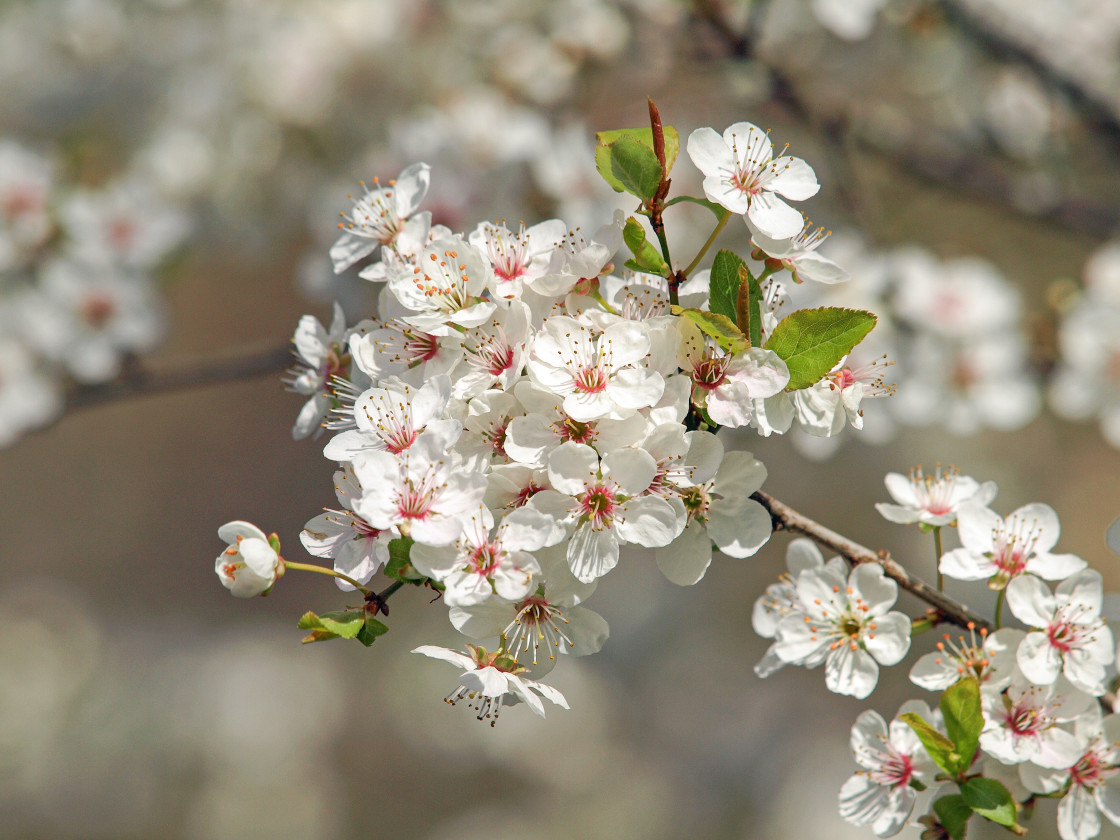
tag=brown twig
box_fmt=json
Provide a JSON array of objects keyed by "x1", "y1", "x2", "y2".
[{"x1": 752, "y1": 490, "x2": 993, "y2": 631}]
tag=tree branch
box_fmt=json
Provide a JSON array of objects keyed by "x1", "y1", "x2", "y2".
[
  {"x1": 751, "y1": 490, "x2": 993, "y2": 632},
  {"x1": 59, "y1": 343, "x2": 293, "y2": 418}
]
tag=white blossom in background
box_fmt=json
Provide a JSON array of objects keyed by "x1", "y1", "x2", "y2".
[
  {"x1": 875, "y1": 465, "x2": 998, "y2": 527},
  {"x1": 1006, "y1": 569, "x2": 1114, "y2": 696},
  {"x1": 940, "y1": 502, "x2": 1086, "y2": 588},
  {"x1": 0, "y1": 141, "x2": 54, "y2": 270},
  {"x1": 838, "y1": 701, "x2": 939, "y2": 837},
  {"x1": 686, "y1": 121, "x2": 820, "y2": 239}
]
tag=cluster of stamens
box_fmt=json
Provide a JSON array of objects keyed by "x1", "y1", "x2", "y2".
[
  {"x1": 932, "y1": 622, "x2": 992, "y2": 681},
  {"x1": 503, "y1": 596, "x2": 574, "y2": 665}
]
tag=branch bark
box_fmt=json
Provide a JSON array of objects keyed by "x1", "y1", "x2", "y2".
[{"x1": 751, "y1": 489, "x2": 994, "y2": 632}]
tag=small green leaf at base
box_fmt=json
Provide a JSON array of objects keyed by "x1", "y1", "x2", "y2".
[
  {"x1": 942, "y1": 677, "x2": 984, "y2": 773},
  {"x1": 297, "y1": 609, "x2": 365, "y2": 643},
  {"x1": 622, "y1": 216, "x2": 668, "y2": 275},
  {"x1": 385, "y1": 536, "x2": 416, "y2": 580},
  {"x1": 961, "y1": 778, "x2": 1025, "y2": 834},
  {"x1": 900, "y1": 712, "x2": 960, "y2": 777},
  {"x1": 664, "y1": 195, "x2": 730, "y2": 221},
  {"x1": 357, "y1": 617, "x2": 388, "y2": 646},
  {"x1": 672, "y1": 306, "x2": 750, "y2": 355},
  {"x1": 933, "y1": 794, "x2": 973, "y2": 840},
  {"x1": 707, "y1": 250, "x2": 763, "y2": 346},
  {"x1": 763, "y1": 307, "x2": 877, "y2": 390}
]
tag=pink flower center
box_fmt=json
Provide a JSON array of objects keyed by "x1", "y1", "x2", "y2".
[
  {"x1": 81, "y1": 293, "x2": 116, "y2": 328},
  {"x1": 574, "y1": 365, "x2": 609, "y2": 393},
  {"x1": 468, "y1": 542, "x2": 502, "y2": 576},
  {"x1": 557, "y1": 417, "x2": 597, "y2": 445},
  {"x1": 579, "y1": 483, "x2": 618, "y2": 526},
  {"x1": 869, "y1": 752, "x2": 914, "y2": 788},
  {"x1": 691, "y1": 355, "x2": 729, "y2": 390}
]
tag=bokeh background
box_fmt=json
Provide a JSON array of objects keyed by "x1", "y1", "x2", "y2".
[{"x1": 2, "y1": 0, "x2": 1120, "y2": 838}]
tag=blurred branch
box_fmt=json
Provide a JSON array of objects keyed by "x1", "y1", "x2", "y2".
[
  {"x1": 690, "y1": 0, "x2": 1120, "y2": 238},
  {"x1": 58, "y1": 343, "x2": 291, "y2": 418},
  {"x1": 752, "y1": 490, "x2": 994, "y2": 632},
  {"x1": 938, "y1": 0, "x2": 1120, "y2": 152}
]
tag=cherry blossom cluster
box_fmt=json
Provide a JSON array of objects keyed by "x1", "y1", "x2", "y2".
[
  {"x1": 753, "y1": 465, "x2": 1120, "y2": 840},
  {"x1": 0, "y1": 140, "x2": 188, "y2": 446},
  {"x1": 218, "y1": 113, "x2": 902, "y2": 726}
]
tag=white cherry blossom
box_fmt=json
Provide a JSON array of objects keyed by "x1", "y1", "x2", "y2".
[
  {"x1": 1006, "y1": 569, "x2": 1114, "y2": 695},
  {"x1": 876, "y1": 465, "x2": 998, "y2": 528},
  {"x1": 330, "y1": 162, "x2": 431, "y2": 272},
  {"x1": 749, "y1": 217, "x2": 850, "y2": 285},
  {"x1": 940, "y1": 502, "x2": 1086, "y2": 588},
  {"x1": 686, "y1": 121, "x2": 819, "y2": 239},
  {"x1": 215, "y1": 521, "x2": 281, "y2": 598},
  {"x1": 412, "y1": 644, "x2": 568, "y2": 725},
  {"x1": 388, "y1": 236, "x2": 495, "y2": 335},
  {"x1": 771, "y1": 562, "x2": 912, "y2": 699},
  {"x1": 469, "y1": 218, "x2": 565, "y2": 299},
  {"x1": 980, "y1": 672, "x2": 1093, "y2": 767},
  {"x1": 285, "y1": 302, "x2": 349, "y2": 440},
  {"x1": 838, "y1": 701, "x2": 939, "y2": 838},
  {"x1": 909, "y1": 625, "x2": 1023, "y2": 692}
]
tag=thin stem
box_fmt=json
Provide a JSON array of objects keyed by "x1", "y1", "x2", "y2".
[
  {"x1": 994, "y1": 589, "x2": 1005, "y2": 630},
  {"x1": 283, "y1": 559, "x2": 372, "y2": 595},
  {"x1": 751, "y1": 490, "x2": 992, "y2": 631},
  {"x1": 682, "y1": 212, "x2": 731, "y2": 277},
  {"x1": 933, "y1": 527, "x2": 944, "y2": 593},
  {"x1": 378, "y1": 579, "x2": 406, "y2": 601},
  {"x1": 590, "y1": 289, "x2": 620, "y2": 316}
]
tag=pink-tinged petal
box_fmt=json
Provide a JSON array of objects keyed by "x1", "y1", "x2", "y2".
[
  {"x1": 703, "y1": 174, "x2": 751, "y2": 215},
  {"x1": 686, "y1": 126, "x2": 736, "y2": 177},
  {"x1": 707, "y1": 497, "x2": 772, "y2": 558},
  {"x1": 939, "y1": 547, "x2": 993, "y2": 581},
  {"x1": 218, "y1": 520, "x2": 268, "y2": 545},
  {"x1": 1058, "y1": 784, "x2": 1101, "y2": 840},
  {"x1": 1006, "y1": 574, "x2": 1056, "y2": 628},
  {"x1": 826, "y1": 644, "x2": 880, "y2": 699},
  {"x1": 746, "y1": 191, "x2": 804, "y2": 240},
  {"x1": 957, "y1": 503, "x2": 1003, "y2": 553},
  {"x1": 1028, "y1": 552, "x2": 1088, "y2": 581},
  {"x1": 864, "y1": 613, "x2": 911, "y2": 665},
  {"x1": 567, "y1": 525, "x2": 619, "y2": 583},
  {"x1": 655, "y1": 522, "x2": 714, "y2": 586},
  {"x1": 1016, "y1": 631, "x2": 1063, "y2": 685},
  {"x1": 705, "y1": 381, "x2": 755, "y2": 427},
  {"x1": 768, "y1": 156, "x2": 820, "y2": 201},
  {"x1": 792, "y1": 251, "x2": 849, "y2": 285},
  {"x1": 616, "y1": 495, "x2": 682, "y2": 548},
  {"x1": 412, "y1": 645, "x2": 475, "y2": 670},
  {"x1": 547, "y1": 442, "x2": 599, "y2": 496}
]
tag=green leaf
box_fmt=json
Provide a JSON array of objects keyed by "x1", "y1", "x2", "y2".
[
  {"x1": 356, "y1": 617, "x2": 388, "y2": 646},
  {"x1": 708, "y1": 251, "x2": 763, "y2": 346},
  {"x1": 900, "y1": 712, "x2": 960, "y2": 777},
  {"x1": 385, "y1": 536, "x2": 415, "y2": 579},
  {"x1": 672, "y1": 306, "x2": 749, "y2": 355},
  {"x1": 933, "y1": 794, "x2": 973, "y2": 840},
  {"x1": 622, "y1": 216, "x2": 668, "y2": 275},
  {"x1": 942, "y1": 677, "x2": 984, "y2": 773},
  {"x1": 297, "y1": 609, "x2": 365, "y2": 643},
  {"x1": 961, "y1": 778, "x2": 1024, "y2": 834},
  {"x1": 606, "y1": 136, "x2": 663, "y2": 203},
  {"x1": 763, "y1": 307, "x2": 877, "y2": 390},
  {"x1": 664, "y1": 195, "x2": 730, "y2": 221},
  {"x1": 595, "y1": 126, "x2": 679, "y2": 194}
]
